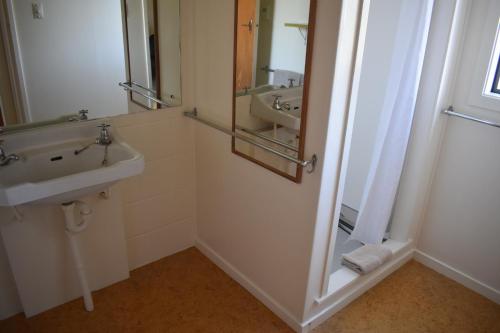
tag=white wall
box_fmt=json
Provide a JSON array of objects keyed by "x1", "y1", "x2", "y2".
[
  {"x1": 0, "y1": 235, "x2": 21, "y2": 320},
  {"x1": 417, "y1": 0, "x2": 500, "y2": 303},
  {"x1": 114, "y1": 107, "x2": 196, "y2": 270},
  {"x1": 342, "y1": 0, "x2": 403, "y2": 211},
  {"x1": 418, "y1": 119, "x2": 500, "y2": 296},
  {"x1": 1, "y1": 186, "x2": 130, "y2": 317},
  {"x1": 192, "y1": 0, "x2": 341, "y2": 328},
  {"x1": 11, "y1": 0, "x2": 127, "y2": 122},
  {"x1": 269, "y1": 0, "x2": 310, "y2": 74}
]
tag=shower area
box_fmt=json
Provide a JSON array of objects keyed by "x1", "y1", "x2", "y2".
[{"x1": 329, "y1": 0, "x2": 433, "y2": 274}]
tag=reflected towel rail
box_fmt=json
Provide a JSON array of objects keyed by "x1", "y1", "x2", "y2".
[
  {"x1": 184, "y1": 110, "x2": 317, "y2": 173},
  {"x1": 236, "y1": 125, "x2": 299, "y2": 152},
  {"x1": 130, "y1": 81, "x2": 157, "y2": 95},
  {"x1": 442, "y1": 106, "x2": 500, "y2": 129},
  {"x1": 119, "y1": 81, "x2": 170, "y2": 107}
]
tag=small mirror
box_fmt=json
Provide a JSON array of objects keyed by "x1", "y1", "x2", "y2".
[
  {"x1": 0, "y1": 0, "x2": 181, "y2": 133},
  {"x1": 232, "y1": 0, "x2": 316, "y2": 182},
  {"x1": 123, "y1": 0, "x2": 181, "y2": 109}
]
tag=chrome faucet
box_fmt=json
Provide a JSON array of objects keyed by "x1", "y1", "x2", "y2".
[
  {"x1": 271, "y1": 95, "x2": 290, "y2": 111},
  {"x1": 96, "y1": 124, "x2": 112, "y2": 146},
  {"x1": 74, "y1": 123, "x2": 113, "y2": 166},
  {"x1": 272, "y1": 95, "x2": 283, "y2": 110},
  {"x1": 0, "y1": 140, "x2": 20, "y2": 167}
]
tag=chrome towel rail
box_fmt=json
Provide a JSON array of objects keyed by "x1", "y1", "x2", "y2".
[
  {"x1": 183, "y1": 110, "x2": 317, "y2": 173},
  {"x1": 442, "y1": 106, "x2": 500, "y2": 129},
  {"x1": 119, "y1": 81, "x2": 170, "y2": 107}
]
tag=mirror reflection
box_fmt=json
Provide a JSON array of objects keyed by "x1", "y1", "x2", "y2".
[
  {"x1": 124, "y1": 0, "x2": 181, "y2": 109},
  {"x1": 233, "y1": 0, "x2": 313, "y2": 181},
  {"x1": 0, "y1": 0, "x2": 181, "y2": 130}
]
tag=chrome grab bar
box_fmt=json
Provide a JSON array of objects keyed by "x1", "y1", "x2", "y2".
[
  {"x1": 183, "y1": 110, "x2": 317, "y2": 173},
  {"x1": 442, "y1": 106, "x2": 500, "y2": 129},
  {"x1": 119, "y1": 81, "x2": 170, "y2": 107}
]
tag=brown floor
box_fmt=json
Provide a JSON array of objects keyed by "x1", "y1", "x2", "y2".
[
  {"x1": 1, "y1": 248, "x2": 499, "y2": 333},
  {"x1": 314, "y1": 260, "x2": 500, "y2": 333}
]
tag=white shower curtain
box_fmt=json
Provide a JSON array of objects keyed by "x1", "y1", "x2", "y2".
[{"x1": 350, "y1": 0, "x2": 434, "y2": 245}]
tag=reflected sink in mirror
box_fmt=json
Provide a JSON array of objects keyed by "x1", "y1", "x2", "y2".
[
  {"x1": 0, "y1": 122, "x2": 144, "y2": 206},
  {"x1": 250, "y1": 87, "x2": 303, "y2": 131},
  {"x1": 233, "y1": 0, "x2": 315, "y2": 182},
  {"x1": 235, "y1": 84, "x2": 279, "y2": 97}
]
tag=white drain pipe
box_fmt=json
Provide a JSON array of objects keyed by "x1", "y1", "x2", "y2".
[{"x1": 61, "y1": 201, "x2": 94, "y2": 311}]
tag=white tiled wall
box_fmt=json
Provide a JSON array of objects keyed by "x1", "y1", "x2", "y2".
[{"x1": 113, "y1": 108, "x2": 197, "y2": 270}]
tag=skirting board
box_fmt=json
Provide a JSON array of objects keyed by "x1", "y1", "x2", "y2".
[
  {"x1": 196, "y1": 238, "x2": 414, "y2": 333},
  {"x1": 195, "y1": 238, "x2": 304, "y2": 332},
  {"x1": 414, "y1": 250, "x2": 500, "y2": 304},
  {"x1": 301, "y1": 248, "x2": 414, "y2": 332},
  {"x1": 195, "y1": 242, "x2": 499, "y2": 332}
]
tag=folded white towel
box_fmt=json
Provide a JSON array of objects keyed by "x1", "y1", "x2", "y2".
[{"x1": 342, "y1": 244, "x2": 393, "y2": 275}]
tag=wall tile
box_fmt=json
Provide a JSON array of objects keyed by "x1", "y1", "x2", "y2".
[
  {"x1": 123, "y1": 189, "x2": 194, "y2": 238},
  {"x1": 126, "y1": 219, "x2": 196, "y2": 270}
]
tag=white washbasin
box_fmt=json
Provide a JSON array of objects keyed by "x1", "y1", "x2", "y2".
[
  {"x1": 250, "y1": 86, "x2": 303, "y2": 130},
  {"x1": 0, "y1": 123, "x2": 144, "y2": 206}
]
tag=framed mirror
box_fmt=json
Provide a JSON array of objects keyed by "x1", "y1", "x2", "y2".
[
  {"x1": 0, "y1": 0, "x2": 181, "y2": 134},
  {"x1": 123, "y1": 0, "x2": 181, "y2": 109},
  {"x1": 232, "y1": 0, "x2": 316, "y2": 182}
]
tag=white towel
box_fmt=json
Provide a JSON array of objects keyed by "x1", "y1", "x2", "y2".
[
  {"x1": 342, "y1": 244, "x2": 393, "y2": 275},
  {"x1": 272, "y1": 69, "x2": 303, "y2": 87}
]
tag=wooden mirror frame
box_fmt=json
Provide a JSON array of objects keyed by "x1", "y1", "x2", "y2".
[
  {"x1": 122, "y1": 0, "x2": 162, "y2": 110},
  {"x1": 231, "y1": 0, "x2": 317, "y2": 183}
]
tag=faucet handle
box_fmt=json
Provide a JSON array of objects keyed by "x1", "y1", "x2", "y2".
[
  {"x1": 96, "y1": 123, "x2": 112, "y2": 145},
  {"x1": 78, "y1": 109, "x2": 89, "y2": 120}
]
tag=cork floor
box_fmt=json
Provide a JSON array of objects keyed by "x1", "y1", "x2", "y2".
[{"x1": 1, "y1": 248, "x2": 499, "y2": 333}]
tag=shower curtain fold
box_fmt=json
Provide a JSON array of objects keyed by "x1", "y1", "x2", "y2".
[{"x1": 350, "y1": 0, "x2": 434, "y2": 245}]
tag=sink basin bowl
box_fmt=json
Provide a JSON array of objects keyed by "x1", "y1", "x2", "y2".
[
  {"x1": 0, "y1": 124, "x2": 144, "y2": 206},
  {"x1": 250, "y1": 86, "x2": 303, "y2": 130}
]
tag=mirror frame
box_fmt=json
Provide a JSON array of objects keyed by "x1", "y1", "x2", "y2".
[
  {"x1": 231, "y1": 0, "x2": 317, "y2": 183},
  {"x1": 122, "y1": 0, "x2": 162, "y2": 110}
]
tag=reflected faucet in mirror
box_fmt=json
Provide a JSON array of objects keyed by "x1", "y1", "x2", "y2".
[
  {"x1": 271, "y1": 95, "x2": 290, "y2": 111},
  {"x1": 68, "y1": 110, "x2": 89, "y2": 122},
  {"x1": 0, "y1": 140, "x2": 20, "y2": 167}
]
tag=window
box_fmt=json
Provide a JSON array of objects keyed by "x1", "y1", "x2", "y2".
[{"x1": 484, "y1": 20, "x2": 500, "y2": 97}]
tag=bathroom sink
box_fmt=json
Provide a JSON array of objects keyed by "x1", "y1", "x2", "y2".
[
  {"x1": 250, "y1": 86, "x2": 303, "y2": 130},
  {"x1": 0, "y1": 127, "x2": 144, "y2": 206}
]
